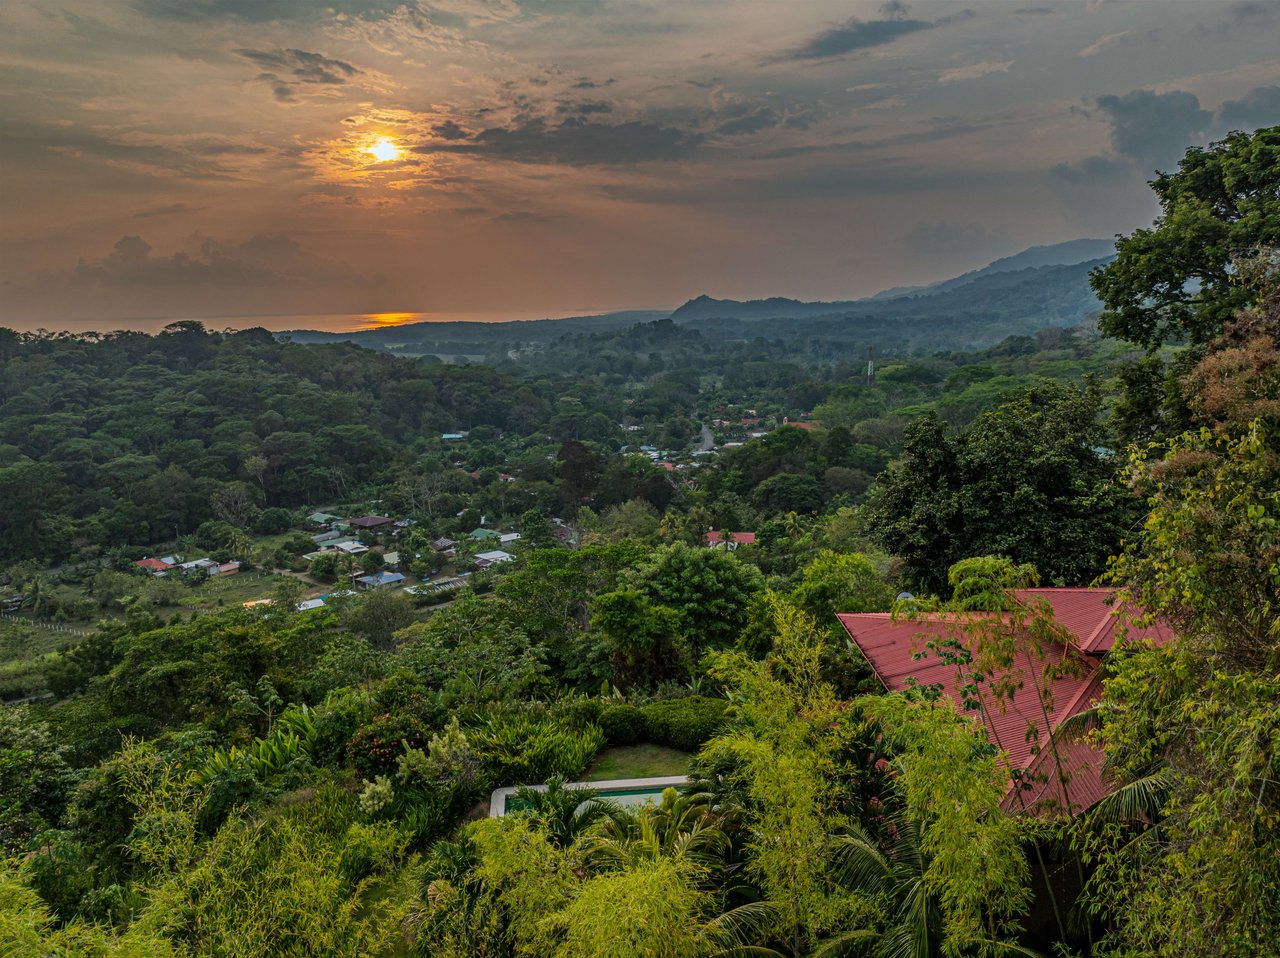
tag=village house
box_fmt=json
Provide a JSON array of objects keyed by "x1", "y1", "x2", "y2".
[
  {"x1": 474, "y1": 550, "x2": 514, "y2": 568},
  {"x1": 356, "y1": 570, "x2": 406, "y2": 589},
  {"x1": 705, "y1": 530, "x2": 756, "y2": 550},
  {"x1": 347, "y1": 515, "x2": 394, "y2": 531}
]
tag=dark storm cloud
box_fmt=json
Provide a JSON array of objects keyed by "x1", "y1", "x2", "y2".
[
  {"x1": 1219, "y1": 86, "x2": 1280, "y2": 132},
  {"x1": 427, "y1": 117, "x2": 703, "y2": 165},
  {"x1": 135, "y1": 0, "x2": 406, "y2": 23},
  {"x1": 785, "y1": 2, "x2": 973, "y2": 61},
  {"x1": 67, "y1": 234, "x2": 372, "y2": 289},
  {"x1": 237, "y1": 48, "x2": 362, "y2": 102},
  {"x1": 1094, "y1": 89, "x2": 1212, "y2": 168}
]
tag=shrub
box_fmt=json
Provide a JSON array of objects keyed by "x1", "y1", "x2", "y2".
[
  {"x1": 598, "y1": 704, "x2": 647, "y2": 746},
  {"x1": 311, "y1": 688, "x2": 375, "y2": 767},
  {"x1": 641, "y1": 697, "x2": 727, "y2": 752},
  {"x1": 551, "y1": 695, "x2": 605, "y2": 731},
  {"x1": 347, "y1": 711, "x2": 428, "y2": 778},
  {"x1": 470, "y1": 714, "x2": 605, "y2": 787},
  {"x1": 338, "y1": 821, "x2": 407, "y2": 886}
]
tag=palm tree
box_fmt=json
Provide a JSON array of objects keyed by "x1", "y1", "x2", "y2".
[
  {"x1": 512, "y1": 777, "x2": 621, "y2": 850},
  {"x1": 818, "y1": 817, "x2": 1043, "y2": 958}
]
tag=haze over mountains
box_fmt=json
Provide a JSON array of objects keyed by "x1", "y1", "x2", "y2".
[{"x1": 283, "y1": 238, "x2": 1115, "y2": 361}]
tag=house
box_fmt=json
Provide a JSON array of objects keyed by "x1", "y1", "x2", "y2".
[
  {"x1": 470, "y1": 527, "x2": 498, "y2": 541},
  {"x1": 431, "y1": 537, "x2": 457, "y2": 552},
  {"x1": 348, "y1": 515, "x2": 394, "y2": 531},
  {"x1": 134, "y1": 557, "x2": 172, "y2": 575},
  {"x1": 442, "y1": 432, "x2": 466, "y2": 441},
  {"x1": 382, "y1": 552, "x2": 400, "y2": 567},
  {"x1": 335, "y1": 540, "x2": 369, "y2": 556},
  {"x1": 313, "y1": 529, "x2": 344, "y2": 544},
  {"x1": 308, "y1": 512, "x2": 340, "y2": 525},
  {"x1": 782, "y1": 417, "x2": 819, "y2": 431},
  {"x1": 356, "y1": 571, "x2": 406, "y2": 589},
  {"x1": 217, "y1": 561, "x2": 241, "y2": 576},
  {"x1": 498, "y1": 532, "x2": 521, "y2": 545},
  {"x1": 706, "y1": 530, "x2": 756, "y2": 550},
  {"x1": 178, "y1": 558, "x2": 220, "y2": 575},
  {"x1": 838, "y1": 588, "x2": 1174, "y2": 817},
  {"x1": 474, "y1": 550, "x2": 514, "y2": 568},
  {"x1": 296, "y1": 598, "x2": 326, "y2": 612}
]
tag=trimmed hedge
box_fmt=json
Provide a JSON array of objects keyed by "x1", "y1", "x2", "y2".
[
  {"x1": 598, "y1": 704, "x2": 647, "y2": 746},
  {"x1": 641, "y1": 697, "x2": 728, "y2": 752}
]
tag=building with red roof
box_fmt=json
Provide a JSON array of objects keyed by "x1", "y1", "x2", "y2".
[
  {"x1": 838, "y1": 588, "x2": 1171, "y2": 817},
  {"x1": 706, "y1": 530, "x2": 757, "y2": 550},
  {"x1": 134, "y1": 557, "x2": 172, "y2": 575}
]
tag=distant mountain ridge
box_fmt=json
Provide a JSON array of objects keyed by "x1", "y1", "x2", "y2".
[{"x1": 670, "y1": 238, "x2": 1116, "y2": 322}]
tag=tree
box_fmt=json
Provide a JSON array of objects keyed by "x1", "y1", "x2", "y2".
[
  {"x1": 626, "y1": 543, "x2": 764, "y2": 659},
  {"x1": 1081, "y1": 423, "x2": 1280, "y2": 957},
  {"x1": 865, "y1": 386, "x2": 1130, "y2": 594},
  {"x1": 342, "y1": 589, "x2": 415, "y2": 652},
  {"x1": 1091, "y1": 127, "x2": 1280, "y2": 349},
  {"x1": 752, "y1": 472, "x2": 822, "y2": 515},
  {"x1": 589, "y1": 588, "x2": 688, "y2": 688},
  {"x1": 396, "y1": 596, "x2": 545, "y2": 703}
]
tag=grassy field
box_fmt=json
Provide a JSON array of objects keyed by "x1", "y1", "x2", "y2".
[{"x1": 584, "y1": 744, "x2": 692, "y2": 781}]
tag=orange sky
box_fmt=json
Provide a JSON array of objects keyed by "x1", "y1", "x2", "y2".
[{"x1": 1, "y1": 0, "x2": 1278, "y2": 328}]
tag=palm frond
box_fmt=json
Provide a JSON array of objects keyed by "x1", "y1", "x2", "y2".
[
  {"x1": 1084, "y1": 766, "x2": 1175, "y2": 825},
  {"x1": 806, "y1": 929, "x2": 880, "y2": 958}
]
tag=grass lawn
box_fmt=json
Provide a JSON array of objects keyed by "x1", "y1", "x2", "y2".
[{"x1": 584, "y1": 744, "x2": 692, "y2": 781}]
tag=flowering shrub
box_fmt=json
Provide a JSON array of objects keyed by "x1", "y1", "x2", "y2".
[{"x1": 347, "y1": 712, "x2": 428, "y2": 778}]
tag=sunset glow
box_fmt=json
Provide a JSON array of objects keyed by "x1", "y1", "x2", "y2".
[{"x1": 366, "y1": 138, "x2": 400, "y2": 163}]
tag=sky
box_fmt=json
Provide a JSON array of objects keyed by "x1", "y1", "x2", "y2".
[{"x1": 1, "y1": 0, "x2": 1278, "y2": 328}]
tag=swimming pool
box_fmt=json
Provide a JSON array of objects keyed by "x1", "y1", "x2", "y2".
[{"x1": 489, "y1": 776, "x2": 688, "y2": 817}]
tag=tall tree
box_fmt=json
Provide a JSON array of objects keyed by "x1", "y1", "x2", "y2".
[{"x1": 1091, "y1": 127, "x2": 1280, "y2": 350}]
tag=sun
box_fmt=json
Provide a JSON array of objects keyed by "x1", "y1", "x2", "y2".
[{"x1": 366, "y1": 137, "x2": 401, "y2": 163}]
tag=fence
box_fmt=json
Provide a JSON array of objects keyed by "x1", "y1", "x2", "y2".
[{"x1": 0, "y1": 612, "x2": 91, "y2": 636}]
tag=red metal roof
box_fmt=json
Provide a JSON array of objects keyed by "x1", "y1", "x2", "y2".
[
  {"x1": 1012, "y1": 587, "x2": 1174, "y2": 655},
  {"x1": 706, "y1": 530, "x2": 756, "y2": 545},
  {"x1": 837, "y1": 597, "x2": 1159, "y2": 817},
  {"x1": 135, "y1": 557, "x2": 168, "y2": 572}
]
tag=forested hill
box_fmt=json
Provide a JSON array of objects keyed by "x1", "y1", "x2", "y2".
[
  {"x1": 0, "y1": 325, "x2": 618, "y2": 562},
  {"x1": 670, "y1": 258, "x2": 1108, "y2": 325}
]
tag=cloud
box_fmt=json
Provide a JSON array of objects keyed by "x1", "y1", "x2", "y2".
[
  {"x1": 555, "y1": 100, "x2": 614, "y2": 116},
  {"x1": 493, "y1": 210, "x2": 551, "y2": 223},
  {"x1": 1051, "y1": 154, "x2": 1133, "y2": 183},
  {"x1": 1095, "y1": 89, "x2": 1212, "y2": 168},
  {"x1": 67, "y1": 233, "x2": 372, "y2": 289},
  {"x1": 135, "y1": 0, "x2": 407, "y2": 23},
  {"x1": 784, "y1": 3, "x2": 975, "y2": 60},
  {"x1": 1086, "y1": 0, "x2": 1121, "y2": 11},
  {"x1": 787, "y1": 15, "x2": 934, "y2": 60},
  {"x1": 1218, "y1": 85, "x2": 1280, "y2": 132},
  {"x1": 427, "y1": 117, "x2": 703, "y2": 165},
  {"x1": 237, "y1": 48, "x2": 362, "y2": 102},
  {"x1": 938, "y1": 59, "x2": 1012, "y2": 83},
  {"x1": 1077, "y1": 29, "x2": 1159, "y2": 57},
  {"x1": 134, "y1": 203, "x2": 208, "y2": 219},
  {"x1": 714, "y1": 104, "x2": 781, "y2": 136}
]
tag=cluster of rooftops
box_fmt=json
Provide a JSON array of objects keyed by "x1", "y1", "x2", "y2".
[{"x1": 839, "y1": 587, "x2": 1173, "y2": 817}]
